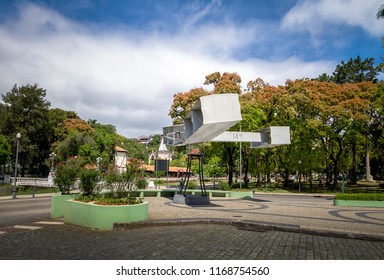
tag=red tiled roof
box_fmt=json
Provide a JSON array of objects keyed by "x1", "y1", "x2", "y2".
[
  {"x1": 114, "y1": 145, "x2": 128, "y2": 152},
  {"x1": 142, "y1": 164, "x2": 187, "y2": 173}
]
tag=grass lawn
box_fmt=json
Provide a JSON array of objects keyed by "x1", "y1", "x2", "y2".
[{"x1": 0, "y1": 184, "x2": 57, "y2": 197}]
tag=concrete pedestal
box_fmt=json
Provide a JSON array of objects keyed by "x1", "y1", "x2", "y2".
[{"x1": 173, "y1": 194, "x2": 210, "y2": 206}]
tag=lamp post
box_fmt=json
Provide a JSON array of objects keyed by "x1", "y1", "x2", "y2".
[
  {"x1": 12, "y1": 133, "x2": 21, "y2": 199},
  {"x1": 49, "y1": 152, "x2": 56, "y2": 171},
  {"x1": 97, "y1": 157, "x2": 102, "y2": 170},
  {"x1": 298, "y1": 160, "x2": 302, "y2": 193}
]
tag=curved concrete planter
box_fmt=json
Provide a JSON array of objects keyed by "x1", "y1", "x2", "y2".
[
  {"x1": 64, "y1": 200, "x2": 148, "y2": 230},
  {"x1": 334, "y1": 200, "x2": 384, "y2": 208},
  {"x1": 51, "y1": 194, "x2": 78, "y2": 219}
]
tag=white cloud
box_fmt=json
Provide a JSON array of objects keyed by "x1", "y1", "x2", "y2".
[
  {"x1": 282, "y1": 0, "x2": 384, "y2": 37},
  {"x1": 0, "y1": 3, "x2": 333, "y2": 138}
]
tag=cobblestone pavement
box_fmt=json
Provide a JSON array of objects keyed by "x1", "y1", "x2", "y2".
[
  {"x1": 0, "y1": 193, "x2": 383, "y2": 260},
  {"x1": 0, "y1": 222, "x2": 383, "y2": 260}
]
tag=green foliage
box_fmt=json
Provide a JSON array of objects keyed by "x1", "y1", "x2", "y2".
[
  {"x1": 118, "y1": 136, "x2": 146, "y2": 161},
  {"x1": 104, "y1": 158, "x2": 143, "y2": 198},
  {"x1": 205, "y1": 156, "x2": 226, "y2": 178},
  {"x1": 218, "y1": 181, "x2": 231, "y2": 191},
  {"x1": 170, "y1": 158, "x2": 186, "y2": 167},
  {"x1": 154, "y1": 179, "x2": 163, "y2": 187},
  {"x1": 57, "y1": 132, "x2": 97, "y2": 162},
  {"x1": 53, "y1": 157, "x2": 83, "y2": 194},
  {"x1": 136, "y1": 177, "x2": 148, "y2": 189},
  {"x1": 334, "y1": 193, "x2": 384, "y2": 201},
  {"x1": 1, "y1": 84, "x2": 51, "y2": 175},
  {"x1": 75, "y1": 195, "x2": 143, "y2": 205},
  {"x1": 187, "y1": 180, "x2": 198, "y2": 189},
  {"x1": 79, "y1": 168, "x2": 101, "y2": 196},
  {"x1": 0, "y1": 134, "x2": 11, "y2": 164},
  {"x1": 94, "y1": 197, "x2": 143, "y2": 205}
]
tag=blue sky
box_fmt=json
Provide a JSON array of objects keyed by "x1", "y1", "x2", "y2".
[{"x1": 0, "y1": 0, "x2": 383, "y2": 138}]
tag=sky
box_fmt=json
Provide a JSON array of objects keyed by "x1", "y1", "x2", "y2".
[{"x1": 0, "y1": 0, "x2": 383, "y2": 139}]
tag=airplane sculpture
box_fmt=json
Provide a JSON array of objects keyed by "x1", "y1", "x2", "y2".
[{"x1": 163, "y1": 94, "x2": 290, "y2": 205}]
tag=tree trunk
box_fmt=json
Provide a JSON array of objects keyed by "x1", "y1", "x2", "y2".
[
  {"x1": 283, "y1": 168, "x2": 289, "y2": 187},
  {"x1": 241, "y1": 147, "x2": 249, "y2": 187},
  {"x1": 226, "y1": 146, "x2": 235, "y2": 186},
  {"x1": 351, "y1": 142, "x2": 357, "y2": 184},
  {"x1": 365, "y1": 144, "x2": 373, "y2": 182}
]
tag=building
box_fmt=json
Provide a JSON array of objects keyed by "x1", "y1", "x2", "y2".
[
  {"x1": 157, "y1": 136, "x2": 172, "y2": 161},
  {"x1": 138, "y1": 135, "x2": 151, "y2": 145},
  {"x1": 114, "y1": 146, "x2": 128, "y2": 172}
]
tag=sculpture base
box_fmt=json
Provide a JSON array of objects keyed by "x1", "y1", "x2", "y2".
[{"x1": 173, "y1": 194, "x2": 210, "y2": 206}]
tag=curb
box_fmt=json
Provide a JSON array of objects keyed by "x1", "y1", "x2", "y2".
[{"x1": 114, "y1": 218, "x2": 384, "y2": 242}]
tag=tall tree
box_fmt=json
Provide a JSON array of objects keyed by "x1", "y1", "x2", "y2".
[
  {"x1": 317, "y1": 56, "x2": 382, "y2": 84},
  {"x1": 317, "y1": 57, "x2": 383, "y2": 182},
  {"x1": 169, "y1": 87, "x2": 209, "y2": 124},
  {"x1": 332, "y1": 56, "x2": 382, "y2": 84},
  {"x1": 1, "y1": 84, "x2": 51, "y2": 176},
  {"x1": 204, "y1": 72, "x2": 242, "y2": 94},
  {"x1": 0, "y1": 134, "x2": 11, "y2": 174},
  {"x1": 284, "y1": 80, "x2": 376, "y2": 188},
  {"x1": 377, "y1": 4, "x2": 384, "y2": 19}
]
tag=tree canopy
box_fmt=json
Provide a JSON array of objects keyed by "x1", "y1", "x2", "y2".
[{"x1": 1, "y1": 56, "x2": 383, "y2": 190}]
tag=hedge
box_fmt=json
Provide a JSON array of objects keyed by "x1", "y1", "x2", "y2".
[{"x1": 334, "y1": 193, "x2": 384, "y2": 201}]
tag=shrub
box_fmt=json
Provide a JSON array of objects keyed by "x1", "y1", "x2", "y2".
[
  {"x1": 154, "y1": 179, "x2": 163, "y2": 187},
  {"x1": 136, "y1": 178, "x2": 148, "y2": 189},
  {"x1": 53, "y1": 157, "x2": 82, "y2": 194},
  {"x1": 79, "y1": 168, "x2": 101, "y2": 196},
  {"x1": 75, "y1": 195, "x2": 143, "y2": 205},
  {"x1": 334, "y1": 193, "x2": 384, "y2": 201},
  {"x1": 93, "y1": 197, "x2": 143, "y2": 205},
  {"x1": 187, "y1": 180, "x2": 198, "y2": 189},
  {"x1": 104, "y1": 158, "x2": 143, "y2": 198},
  {"x1": 218, "y1": 181, "x2": 231, "y2": 191}
]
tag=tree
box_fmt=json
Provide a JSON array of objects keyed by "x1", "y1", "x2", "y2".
[
  {"x1": 169, "y1": 87, "x2": 209, "y2": 124},
  {"x1": 204, "y1": 155, "x2": 226, "y2": 188},
  {"x1": 204, "y1": 72, "x2": 242, "y2": 94},
  {"x1": 317, "y1": 56, "x2": 382, "y2": 84},
  {"x1": 377, "y1": 4, "x2": 384, "y2": 19},
  {"x1": 0, "y1": 134, "x2": 11, "y2": 174},
  {"x1": 56, "y1": 132, "x2": 97, "y2": 162},
  {"x1": 284, "y1": 80, "x2": 376, "y2": 188},
  {"x1": 47, "y1": 108, "x2": 79, "y2": 148},
  {"x1": 317, "y1": 57, "x2": 384, "y2": 182},
  {"x1": 332, "y1": 56, "x2": 382, "y2": 84},
  {"x1": 1, "y1": 84, "x2": 51, "y2": 176},
  {"x1": 54, "y1": 156, "x2": 83, "y2": 194}
]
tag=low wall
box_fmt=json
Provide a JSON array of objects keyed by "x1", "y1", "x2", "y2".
[
  {"x1": 134, "y1": 189, "x2": 254, "y2": 199},
  {"x1": 51, "y1": 194, "x2": 78, "y2": 219},
  {"x1": 334, "y1": 200, "x2": 384, "y2": 208},
  {"x1": 64, "y1": 200, "x2": 148, "y2": 230}
]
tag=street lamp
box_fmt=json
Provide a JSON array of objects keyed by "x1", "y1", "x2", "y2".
[
  {"x1": 49, "y1": 152, "x2": 56, "y2": 171},
  {"x1": 97, "y1": 157, "x2": 102, "y2": 170},
  {"x1": 298, "y1": 160, "x2": 302, "y2": 193},
  {"x1": 12, "y1": 132, "x2": 21, "y2": 199}
]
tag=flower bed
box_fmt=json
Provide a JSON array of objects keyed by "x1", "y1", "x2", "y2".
[{"x1": 64, "y1": 199, "x2": 148, "y2": 230}]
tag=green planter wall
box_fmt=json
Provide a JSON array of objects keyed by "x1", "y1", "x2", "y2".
[
  {"x1": 229, "y1": 191, "x2": 253, "y2": 198},
  {"x1": 334, "y1": 200, "x2": 384, "y2": 208},
  {"x1": 51, "y1": 194, "x2": 78, "y2": 219},
  {"x1": 64, "y1": 200, "x2": 148, "y2": 230}
]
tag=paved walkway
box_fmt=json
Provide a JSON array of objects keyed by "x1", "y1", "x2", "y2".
[
  {"x1": 133, "y1": 193, "x2": 384, "y2": 241},
  {"x1": 0, "y1": 193, "x2": 383, "y2": 259}
]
